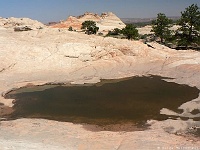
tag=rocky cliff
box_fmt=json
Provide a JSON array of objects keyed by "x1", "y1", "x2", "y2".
[{"x1": 51, "y1": 12, "x2": 125, "y2": 31}]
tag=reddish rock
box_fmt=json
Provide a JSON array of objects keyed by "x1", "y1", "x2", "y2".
[{"x1": 51, "y1": 12, "x2": 125, "y2": 31}]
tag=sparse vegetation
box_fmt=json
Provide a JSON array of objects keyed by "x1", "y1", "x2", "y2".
[
  {"x1": 121, "y1": 24, "x2": 139, "y2": 40},
  {"x1": 79, "y1": 4, "x2": 200, "y2": 50},
  {"x1": 98, "y1": 32, "x2": 103, "y2": 36},
  {"x1": 106, "y1": 28, "x2": 125, "y2": 38},
  {"x1": 106, "y1": 25, "x2": 139, "y2": 40},
  {"x1": 151, "y1": 13, "x2": 173, "y2": 44},
  {"x1": 147, "y1": 4, "x2": 200, "y2": 50},
  {"x1": 68, "y1": 26, "x2": 73, "y2": 31},
  {"x1": 108, "y1": 28, "x2": 122, "y2": 35},
  {"x1": 81, "y1": 20, "x2": 99, "y2": 34}
]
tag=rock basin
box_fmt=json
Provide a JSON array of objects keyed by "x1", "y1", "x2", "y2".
[
  {"x1": 0, "y1": 24, "x2": 200, "y2": 149},
  {"x1": 3, "y1": 76, "x2": 200, "y2": 134}
]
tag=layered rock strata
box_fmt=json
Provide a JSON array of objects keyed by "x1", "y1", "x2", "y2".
[{"x1": 51, "y1": 12, "x2": 126, "y2": 31}]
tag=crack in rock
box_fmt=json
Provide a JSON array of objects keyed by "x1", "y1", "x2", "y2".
[{"x1": 0, "y1": 63, "x2": 16, "y2": 73}]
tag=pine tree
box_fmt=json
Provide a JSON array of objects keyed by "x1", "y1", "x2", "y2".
[
  {"x1": 121, "y1": 24, "x2": 139, "y2": 40},
  {"x1": 151, "y1": 13, "x2": 172, "y2": 43},
  {"x1": 177, "y1": 4, "x2": 200, "y2": 48}
]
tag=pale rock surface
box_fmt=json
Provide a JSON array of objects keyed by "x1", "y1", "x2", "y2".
[
  {"x1": 0, "y1": 119, "x2": 199, "y2": 150},
  {"x1": 77, "y1": 12, "x2": 101, "y2": 22},
  {"x1": 96, "y1": 12, "x2": 126, "y2": 31},
  {"x1": 0, "y1": 22, "x2": 200, "y2": 149},
  {"x1": 0, "y1": 17, "x2": 45, "y2": 30},
  {"x1": 137, "y1": 25, "x2": 181, "y2": 35},
  {"x1": 137, "y1": 25, "x2": 152, "y2": 35}
]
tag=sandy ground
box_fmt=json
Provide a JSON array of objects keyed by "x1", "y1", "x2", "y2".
[{"x1": 0, "y1": 26, "x2": 200, "y2": 149}]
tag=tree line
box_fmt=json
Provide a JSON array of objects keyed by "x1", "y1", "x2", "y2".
[
  {"x1": 69, "y1": 4, "x2": 200, "y2": 50},
  {"x1": 151, "y1": 4, "x2": 200, "y2": 49}
]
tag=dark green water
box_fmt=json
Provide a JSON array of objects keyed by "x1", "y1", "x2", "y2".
[{"x1": 4, "y1": 76, "x2": 200, "y2": 129}]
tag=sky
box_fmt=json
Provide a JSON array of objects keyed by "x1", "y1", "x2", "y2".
[{"x1": 0, "y1": 0, "x2": 200, "y2": 23}]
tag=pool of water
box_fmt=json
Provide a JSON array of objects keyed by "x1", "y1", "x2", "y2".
[{"x1": 4, "y1": 76, "x2": 200, "y2": 130}]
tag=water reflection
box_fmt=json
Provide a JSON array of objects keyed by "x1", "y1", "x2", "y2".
[{"x1": 5, "y1": 76, "x2": 199, "y2": 129}]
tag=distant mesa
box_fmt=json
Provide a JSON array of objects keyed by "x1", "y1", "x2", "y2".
[{"x1": 50, "y1": 12, "x2": 126, "y2": 32}]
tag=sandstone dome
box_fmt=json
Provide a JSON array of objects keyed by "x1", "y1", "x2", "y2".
[{"x1": 51, "y1": 12, "x2": 126, "y2": 32}]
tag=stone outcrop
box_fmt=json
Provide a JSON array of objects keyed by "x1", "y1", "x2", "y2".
[
  {"x1": 77, "y1": 12, "x2": 101, "y2": 21},
  {"x1": 0, "y1": 17, "x2": 45, "y2": 30},
  {"x1": 14, "y1": 26, "x2": 33, "y2": 32},
  {"x1": 97, "y1": 12, "x2": 125, "y2": 31},
  {"x1": 52, "y1": 16, "x2": 82, "y2": 29},
  {"x1": 51, "y1": 12, "x2": 125, "y2": 32}
]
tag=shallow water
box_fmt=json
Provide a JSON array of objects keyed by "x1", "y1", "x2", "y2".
[{"x1": 4, "y1": 76, "x2": 200, "y2": 130}]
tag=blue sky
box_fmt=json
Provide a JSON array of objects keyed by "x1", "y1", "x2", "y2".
[{"x1": 0, "y1": 0, "x2": 200, "y2": 23}]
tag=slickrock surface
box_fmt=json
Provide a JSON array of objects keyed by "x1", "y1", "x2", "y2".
[
  {"x1": 137, "y1": 25, "x2": 180, "y2": 35},
  {"x1": 137, "y1": 25, "x2": 152, "y2": 35},
  {"x1": 0, "y1": 18, "x2": 200, "y2": 149},
  {"x1": 51, "y1": 12, "x2": 126, "y2": 31},
  {"x1": 0, "y1": 119, "x2": 199, "y2": 150},
  {"x1": 0, "y1": 17, "x2": 44, "y2": 30}
]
